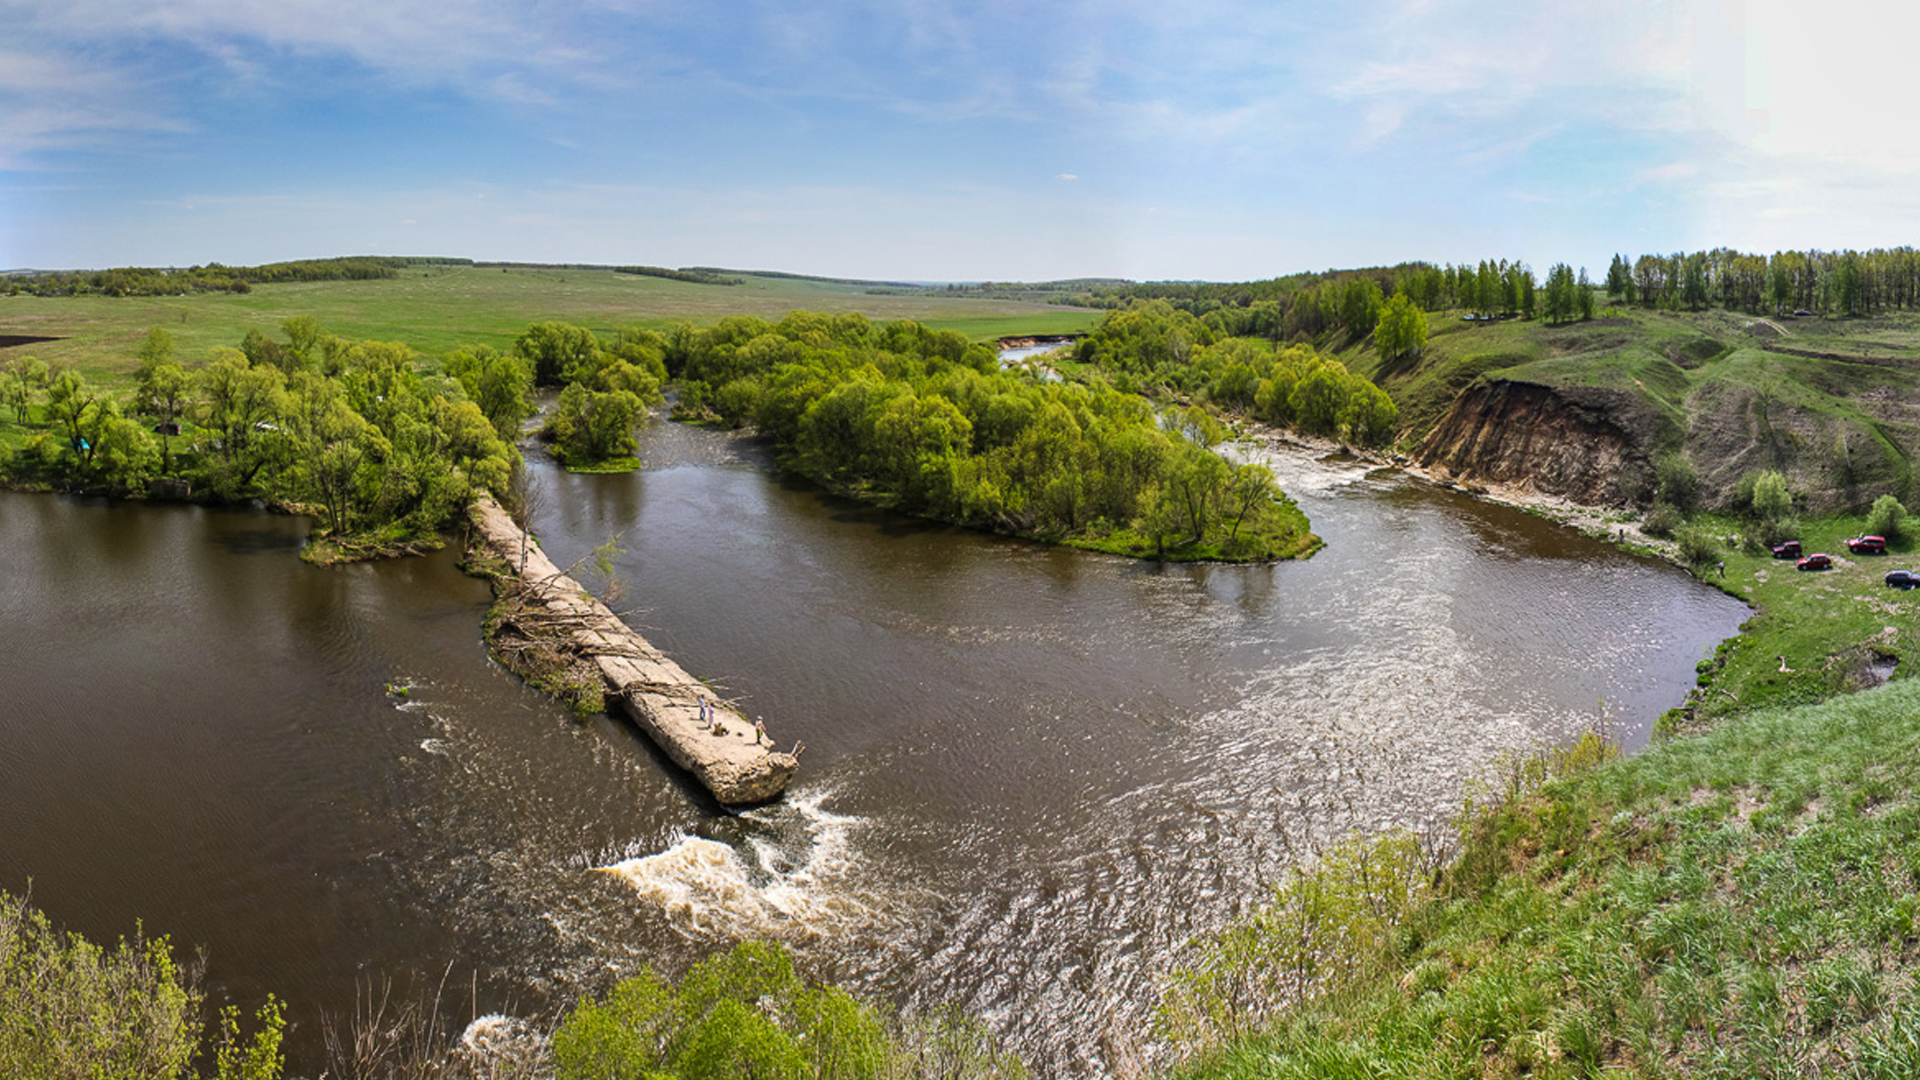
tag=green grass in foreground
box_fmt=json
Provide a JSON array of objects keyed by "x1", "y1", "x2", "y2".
[
  {"x1": 0, "y1": 266, "x2": 1099, "y2": 381},
  {"x1": 1171, "y1": 677, "x2": 1920, "y2": 1079}
]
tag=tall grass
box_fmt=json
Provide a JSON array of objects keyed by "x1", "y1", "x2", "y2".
[{"x1": 1167, "y1": 680, "x2": 1920, "y2": 1078}]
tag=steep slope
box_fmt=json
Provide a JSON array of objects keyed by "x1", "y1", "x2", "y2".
[
  {"x1": 1348, "y1": 308, "x2": 1920, "y2": 512},
  {"x1": 1416, "y1": 380, "x2": 1653, "y2": 504}
]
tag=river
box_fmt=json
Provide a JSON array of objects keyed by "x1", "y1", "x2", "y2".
[{"x1": 0, "y1": 418, "x2": 1748, "y2": 1076}]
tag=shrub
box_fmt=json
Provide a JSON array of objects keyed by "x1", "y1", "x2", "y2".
[
  {"x1": 1156, "y1": 830, "x2": 1438, "y2": 1050},
  {"x1": 552, "y1": 941, "x2": 1021, "y2": 1080},
  {"x1": 1726, "y1": 470, "x2": 1759, "y2": 516},
  {"x1": 1675, "y1": 525, "x2": 1719, "y2": 568},
  {"x1": 1655, "y1": 453, "x2": 1699, "y2": 514},
  {"x1": 1751, "y1": 469, "x2": 1793, "y2": 522},
  {"x1": 1643, "y1": 501, "x2": 1683, "y2": 538},
  {"x1": 1865, "y1": 494, "x2": 1908, "y2": 541},
  {"x1": 0, "y1": 891, "x2": 283, "y2": 1079},
  {"x1": 1758, "y1": 514, "x2": 1803, "y2": 548}
]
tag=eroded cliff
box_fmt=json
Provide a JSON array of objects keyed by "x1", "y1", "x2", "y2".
[{"x1": 1415, "y1": 380, "x2": 1658, "y2": 505}]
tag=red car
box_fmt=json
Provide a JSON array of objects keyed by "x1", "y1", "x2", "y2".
[
  {"x1": 1771, "y1": 540, "x2": 1802, "y2": 559},
  {"x1": 1798, "y1": 553, "x2": 1833, "y2": 571},
  {"x1": 1847, "y1": 535, "x2": 1888, "y2": 554}
]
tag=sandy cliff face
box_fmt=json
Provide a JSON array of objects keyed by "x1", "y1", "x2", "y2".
[{"x1": 1416, "y1": 380, "x2": 1652, "y2": 505}]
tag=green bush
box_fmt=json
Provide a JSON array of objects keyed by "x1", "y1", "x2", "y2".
[
  {"x1": 1654, "y1": 453, "x2": 1699, "y2": 514},
  {"x1": 1156, "y1": 830, "x2": 1438, "y2": 1051},
  {"x1": 1750, "y1": 468, "x2": 1793, "y2": 523},
  {"x1": 0, "y1": 891, "x2": 282, "y2": 1080},
  {"x1": 1865, "y1": 493, "x2": 1908, "y2": 541},
  {"x1": 1757, "y1": 513, "x2": 1802, "y2": 548},
  {"x1": 1642, "y1": 501, "x2": 1682, "y2": 538},
  {"x1": 552, "y1": 941, "x2": 1021, "y2": 1080},
  {"x1": 1675, "y1": 524, "x2": 1719, "y2": 568}
]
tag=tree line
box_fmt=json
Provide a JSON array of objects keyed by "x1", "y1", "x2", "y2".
[
  {"x1": 663, "y1": 311, "x2": 1310, "y2": 559},
  {"x1": 3, "y1": 257, "x2": 422, "y2": 298},
  {"x1": 1603, "y1": 246, "x2": 1920, "y2": 317},
  {"x1": 1029, "y1": 259, "x2": 1585, "y2": 343},
  {"x1": 612, "y1": 266, "x2": 744, "y2": 286}
]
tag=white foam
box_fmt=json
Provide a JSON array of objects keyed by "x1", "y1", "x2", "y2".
[
  {"x1": 455, "y1": 1014, "x2": 548, "y2": 1073},
  {"x1": 595, "y1": 790, "x2": 884, "y2": 940}
]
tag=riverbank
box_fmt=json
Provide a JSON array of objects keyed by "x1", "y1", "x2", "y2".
[
  {"x1": 1169, "y1": 670, "x2": 1920, "y2": 1079},
  {"x1": 1236, "y1": 424, "x2": 1664, "y2": 554}
]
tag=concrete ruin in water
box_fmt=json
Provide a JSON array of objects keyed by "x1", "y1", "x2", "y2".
[{"x1": 469, "y1": 496, "x2": 797, "y2": 804}]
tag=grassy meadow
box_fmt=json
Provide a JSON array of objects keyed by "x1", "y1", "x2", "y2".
[{"x1": 0, "y1": 264, "x2": 1099, "y2": 386}]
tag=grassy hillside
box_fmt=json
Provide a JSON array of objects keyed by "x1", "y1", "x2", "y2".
[
  {"x1": 0, "y1": 264, "x2": 1098, "y2": 386},
  {"x1": 1170, "y1": 675, "x2": 1920, "y2": 1079},
  {"x1": 1337, "y1": 306, "x2": 1920, "y2": 513}
]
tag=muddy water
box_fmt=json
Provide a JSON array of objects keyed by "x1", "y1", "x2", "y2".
[{"x1": 0, "y1": 424, "x2": 1747, "y2": 1076}]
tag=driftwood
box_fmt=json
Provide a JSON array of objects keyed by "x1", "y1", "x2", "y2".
[{"x1": 468, "y1": 495, "x2": 797, "y2": 804}]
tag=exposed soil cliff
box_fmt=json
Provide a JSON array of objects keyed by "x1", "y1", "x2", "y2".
[{"x1": 1415, "y1": 380, "x2": 1660, "y2": 505}]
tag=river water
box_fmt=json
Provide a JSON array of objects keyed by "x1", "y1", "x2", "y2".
[{"x1": 0, "y1": 419, "x2": 1748, "y2": 1076}]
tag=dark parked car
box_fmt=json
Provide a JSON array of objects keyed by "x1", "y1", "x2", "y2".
[
  {"x1": 1888, "y1": 569, "x2": 1919, "y2": 590},
  {"x1": 1847, "y1": 535, "x2": 1888, "y2": 554},
  {"x1": 1797, "y1": 553, "x2": 1833, "y2": 571},
  {"x1": 1772, "y1": 540, "x2": 1802, "y2": 559}
]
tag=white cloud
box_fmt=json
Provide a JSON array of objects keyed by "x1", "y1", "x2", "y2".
[
  {"x1": 11, "y1": 0, "x2": 531, "y2": 75},
  {"x1": 0, "y1": 50, "x2": 187, "y2": 168}
]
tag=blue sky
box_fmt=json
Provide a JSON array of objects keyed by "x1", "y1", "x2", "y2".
[{"x1": 5, "y1": 0, "x2": 1917, "y2": 282}]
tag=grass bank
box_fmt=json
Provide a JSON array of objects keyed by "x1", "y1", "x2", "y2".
[
  {"x1": 1168, "y1": 676, "x2": 1920, "y2": 1078},
  {"x1": 1673, "y1": 514, "x2": 1914, "y2": 730}
]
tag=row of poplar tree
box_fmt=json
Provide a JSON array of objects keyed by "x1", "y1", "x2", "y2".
[{"x1": 1600, "y1": 246, "x2": 1920, "y2": 317}]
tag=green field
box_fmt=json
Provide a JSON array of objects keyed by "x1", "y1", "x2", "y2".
[{"x1": 0, "y1": 265, "x2": 1098, "y2": 386}]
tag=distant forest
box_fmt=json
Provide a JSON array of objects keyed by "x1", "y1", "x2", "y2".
[
  {"x1": 2, "y1": 256, "x2": 456, "y2": 297},
  {"x1": 949, "y1": 245, "x2": 1920, "y2": 336}
]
